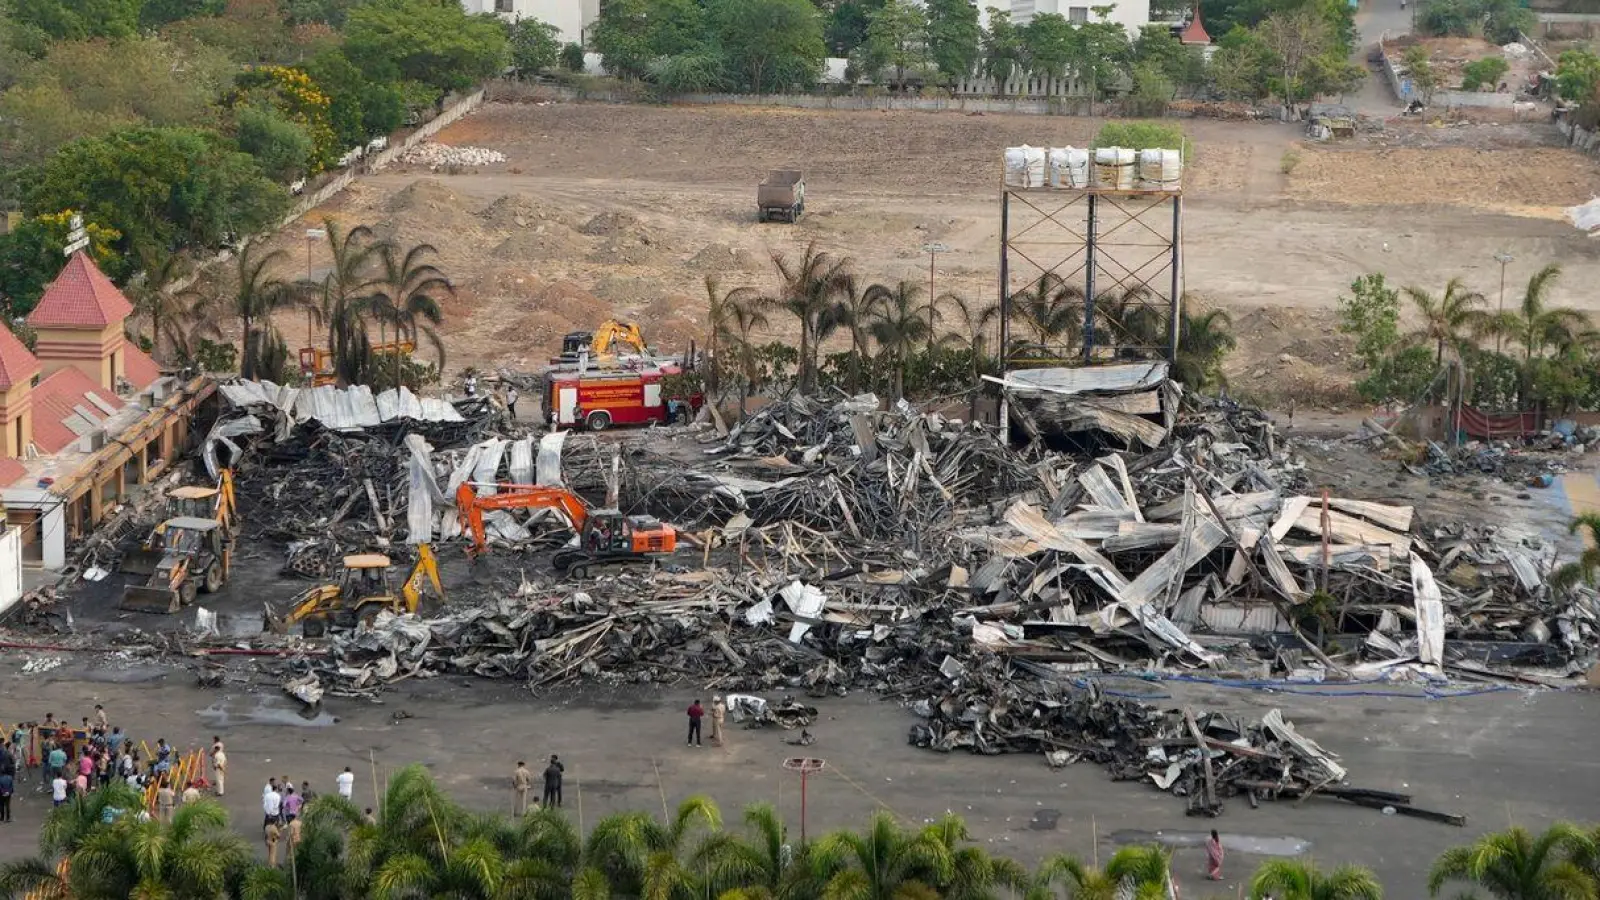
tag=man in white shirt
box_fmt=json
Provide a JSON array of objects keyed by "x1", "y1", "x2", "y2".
[
  {"x1": 336, "y1": 766, "x2": 355, "y2": 800},
  {"x1": 51, "y1": 775, "x2": 67, "y2": 806},
  {"x1": 262, "y1": 783, "x2": 282, "y2": 832}
]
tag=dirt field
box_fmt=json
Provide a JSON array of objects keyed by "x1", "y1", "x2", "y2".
[{"x1": 267, "y1": 102, "x2": 1600, "y2": 404}]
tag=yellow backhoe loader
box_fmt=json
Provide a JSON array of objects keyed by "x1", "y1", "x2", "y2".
[
  {"x1": 119, "y1": 517, "x2": 232, "y2": 613},
  {"x1": 272, "y1": 544, "x2": 443, "y2": 637}
]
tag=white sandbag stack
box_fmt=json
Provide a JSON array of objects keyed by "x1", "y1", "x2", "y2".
[
  {"x1": 1004, "y1": 145, "x2": 1047, "y2": 188},
  {"x1": 1137, "y1": 148, "x2": 1184, "y2": 191},
  {"x1": 1094, "y1": 147, "x2": 1136, "y2": 189},
  {"x1": 1049, "y1": 147, "x2": 1090, "y2": 188}
]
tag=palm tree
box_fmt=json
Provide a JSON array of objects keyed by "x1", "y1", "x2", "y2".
[
  {"x1": 316, "y1": 220, "x2": 383, "y2": 386},
  {"x1": 1428, "y1": 824, "x2": 1595, "y2": 900},
  {"x1": 1251, "y1": 860, "x2": 1383, "y2": 900},
  {"x1": 126, "y1": 249, "x2": 204, "y2": 364},
  {"x1": 807, "y1": 811, "x2": 954, "y2": 900},
  {"x1": 229, "y1": 241, "x2": 297, "y2": 379},
  {"x1": 865, "y1": 280, "x2": 938, "y2": 401},
  {"x1": 705, "y1": 275, "x2": 761, "y2": 402},
  {"x1": 0, "y1": 782, "x2": 147, "y2": 899},
  {"x1": 1173, "y1": 308, "x2": 1237, "y2": 393},
  {"x1": 725, "y1": 298, "x2": 770, "y2": 417},
  {"x1": 1553, "y1": 514, "x2": 1600, "y2": 594},
  {"x1": 1009, "y1": 274, "x2": 1085, "y2": 361},
  {"x1": 937, "y1": 292, "x2": 999, "y2": 421},
  {"x1": 582, "y1": 796, "x2": 731, "y2": 899},
  {"x1": 1023, "y1": 855, "x2": 1118, "y2": 900},
  {"x1": 1403, "y1": 277, "x2": 1490, "y2": 363},
  {"x1": 1093, "y1": 286, "x2": 1168, "y2": 354},
  {"x1": 828, "y1": 274, "x2": 886, "y2": 394},
  {"x1": 1483, "y1": 265, "x2": 1590, "y2": 365},
  {"x1": 921, "y1": 814, "x2": 1029, "y2": 900},
  {"x1": 717, "y1": 803, "x2": 794, "y2": 899},
  {"x1": 373, "y1": 240, "x2": 452, "y2": 390},
  {"x1": 768, "y1": 241, "x2": 852, "y2": 393},
  {"x1": 62, "y1": 799, "x2": 255, "y2": 900}
]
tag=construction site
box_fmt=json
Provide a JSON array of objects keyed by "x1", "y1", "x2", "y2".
[{"x1": 4, "y1": 101, "x2": 1600, "y2": 891}]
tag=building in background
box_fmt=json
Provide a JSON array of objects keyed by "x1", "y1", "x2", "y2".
[
  {"x1": 458, "y1": 0, "x2": 600, "y2": 45},
  {"x1": 1000, "y1": 0, "x2": 1152, "y2": 35}
]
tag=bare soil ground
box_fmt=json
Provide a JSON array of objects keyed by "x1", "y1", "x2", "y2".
[{"x1": 263, "y1": 102, "x2": 1600, "y2": 406}]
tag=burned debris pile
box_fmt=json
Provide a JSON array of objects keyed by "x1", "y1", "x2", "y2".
[{"x1": 98, "y1": 367, "x2": 1596, "y2": 821}]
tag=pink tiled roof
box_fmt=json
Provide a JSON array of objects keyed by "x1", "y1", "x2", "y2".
[
  {"x1": 122, "y1": 345, "x2": 162, "y2": 390},
  {"x1": 28, "y1": 253, "x2": 135, "y2": 329},
  {"x1": 0, "y1": 458, "x2": 26, "y2": 488},
  {"x1": 31, "y1": 367, "x2": 122, "y2": 454},
  {"x1": 1179, "y1": 6, "x2": 1210, "y2": 43},
  {"x1": 0, "y1": 327, "x2": 40, "y2": 391}
]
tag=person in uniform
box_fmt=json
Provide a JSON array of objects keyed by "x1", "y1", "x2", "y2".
[
  {"x1": 710, "y1": 696, "x2": 728, "y2": 747},
  {"x1": 512, "y1": 761, "x2": 533, "y2": 816}
]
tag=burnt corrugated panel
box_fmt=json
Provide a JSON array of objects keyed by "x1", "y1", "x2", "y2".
[{"x1": 1199, "y1": 603, "x2": 1289, "y2": 633}]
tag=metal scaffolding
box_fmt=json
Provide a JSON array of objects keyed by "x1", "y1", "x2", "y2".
[{"x1": 998, "y1": 185, "x2": 1184, "y2": 369}]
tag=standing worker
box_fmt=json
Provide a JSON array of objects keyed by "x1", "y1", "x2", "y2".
[
  {"x1": 156, "y1": 778, "x2": 176, "y2": 822},
  {"x1": 686, "y1": 699, "x2": 704, "y2": 748},
  {"x1": 542, "y1": 755, "x2": 564, "y2": 808},
  {"x1": 512, "y1": 761, "x2": 532, "y2": 817},
  {"x1": 264, "y1": 820, "x2": 282, "y2": 868},
  {"x1": 710, "y1": 696, "x2": 728, "y2": 747},
  {"x1": 337, "y1": 766, "x2": 355, "y2": 801},
  {"x1": 262, "y1": 781, "x2": 283, "y2": 832},
  {"x1": 210, "y1": 737, "x2": 227, "y2": 796}
]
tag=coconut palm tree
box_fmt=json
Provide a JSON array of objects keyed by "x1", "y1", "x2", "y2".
[
  {"x1": 1022, "y1": 855, "x2": 1117, "y2": 900},
  {"x1": 372, "y1": 239, "x2": 452, "y2": 390},
  {"x1": 807, "y1": 810, "x2": 954, "y2": 900},
  {"x1": 865, "y1": 280, "x2": 938, "y2": 401},
  {"x1": 1172, "y1": 308, "x2": 1237, "y2": 393},
  {"x1": 126, "y1": 248, "x2": 204, "y2": 364},
  {"x1": 1009, "y1": 274, "x2": 1085, "y2": 361},
  {"x1": 61, "y1": 799, "x2": 255, "y2": 900},
  {"x1": 921, "y1": 813, "x2": 1029, "y2": 900},
  {"x1": 582, "y1": 796, "x2": 733, "y2": 899},
  {"x1": 0, "y1": 782, "x2": 147, "y2": 899},
  {"x1": 768, "y1": 241, "x2": 852, "y2": 393},
  {"x1": 724, "y1": 297, "x2": 771, "y2": 417},
  {"x1": 828, "y1": 274, "x2": 886, "y2": 394},
  {"x1": 315, "y1": 220, "x2": 383, "y2": 386},
  {"x1": 1482, "y1": 265, "x2": 1590, "y2": 365},
  {"x1": 1428, "y1": 824, "x2": 1595, "y2": 900},
  {"x1": 942, "y1": 292, "x2": 1000, "y2": 420},
  {"x1": 1403, "y1": 277, "x2": 1490, "y2": 364},
  {"x1": 228, "y1": 240, "x2": 298, "y2": 380},
  {"x1": 1093, "y1": 286, "x2": 1168, "y2": 354},
  {"x1": 1251, "y1": 859, "x2": 1383, "y2": 900},
  {"x1": 705, "y1": 275, "x2": 762, "y2": 402}
]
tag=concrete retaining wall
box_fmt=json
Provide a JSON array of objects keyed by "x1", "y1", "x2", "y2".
[{"x1": 671, "y1": 92, "x2": 1096, "y2": 115}]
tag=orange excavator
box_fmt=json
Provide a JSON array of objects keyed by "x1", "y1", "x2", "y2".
[{"x1": 455, "y1": 482, "x2": 678, "y2": 577}]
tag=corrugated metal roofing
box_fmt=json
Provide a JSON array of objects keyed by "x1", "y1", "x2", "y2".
[
  {"x1": 987, "y1": 361, "x2": 1170, "y2": 395},
  {"x1": 219, "y1": 381, "x2": 464, "y2": 429}
]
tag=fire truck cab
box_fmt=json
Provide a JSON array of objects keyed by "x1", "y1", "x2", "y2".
[{"x1": 543, "y1": 364, "x2": 702, "y2": 431}]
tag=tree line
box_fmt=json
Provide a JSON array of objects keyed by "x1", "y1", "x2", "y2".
[
  {"x1": 1336, "y1": 264, "x2": 1598, "y2": 414},
  {"x1": 697, "y1": 233, "x2": 1235, "y2": 413},
  {"x1": 10, "y1": 766, "x2": 1600, "y2": 900},
  {"x1": 581, "y1": 0, "x2": 1364, "y2": 111},
  {"x1": 0, "y1": 0, "x2": 509, "y2": 317},
  {"x1": 131, "y1": 221, "x2": 450, "y2": 389}
]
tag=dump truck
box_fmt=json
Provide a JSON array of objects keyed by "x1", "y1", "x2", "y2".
[{"x1": 757, "y1": 170, "x2": 804, "y2": 223}]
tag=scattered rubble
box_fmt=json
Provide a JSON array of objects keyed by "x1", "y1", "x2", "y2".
[{"x1": 397, "y1": 143, "x2": 507, "y2": 170}]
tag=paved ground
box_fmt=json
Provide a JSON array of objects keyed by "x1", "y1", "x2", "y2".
[
  {"x1": 1, "y1": 656, "x2": 1597, "y2": 898},
  {"x1": 1349, "y1": 0, "x2": 1412, "y2": 115}
]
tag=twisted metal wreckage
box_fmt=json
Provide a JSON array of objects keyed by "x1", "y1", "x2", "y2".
[{"x1": 171, "y1": 367, "x2": 1595, "y2": 821}]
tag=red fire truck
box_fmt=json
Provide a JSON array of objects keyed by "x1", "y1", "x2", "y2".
[{"x1": 542, "y1": 363, "x2": 703, "y2": 431}]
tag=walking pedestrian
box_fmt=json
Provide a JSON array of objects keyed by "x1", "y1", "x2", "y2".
[
  {"x1": 210, "y1": 737, "x2": 227, "y2": 796},
  {"x1": 710, "y1": 696, "x2": 727, "y2": 747},
  {"x1": 542, "y1": 755, "x2": 564, "y2": 808},
  {"x1": 336, "y1": 766, "x2": 354, "y2": 800},
  {"x1": 264, "y1": 820, "x2": 282, "y2": 867},
  {"x1": 46, "y1": 741, "x2": 66, "y2": 784},
  {"x1": 686, "y1": 699, "x2": 704, "y2": 747},
  {"x1": 157, "y1": 779, "x2": 175, "y2": 822},
  {"x1": 1206, "y1": 829, "x2": 1224, "y2": 880},
  {"x1": 92, "y1": 704, "x2": 108, "y2": 733},
  {"x1": 512, "y1": 761, "x2": 532, "y2": 816},
  {"x1": 263, "y1": 781, "x2": 283, "y2": 831},
  {"x1": 0, "y1": 769, "x2": 12, "y2": 822}
]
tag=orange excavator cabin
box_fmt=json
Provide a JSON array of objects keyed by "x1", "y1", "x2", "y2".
[{"x1": 455, "y1": 482, "x2": 677, "y2": 576}]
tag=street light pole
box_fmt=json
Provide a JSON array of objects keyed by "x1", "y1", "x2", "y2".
[
  {"x1": 921, "y1": 242, "x2": 949, "y2": 353},
  {"x1": 1493, "y1": 250, "x2": 1514, "y2": 354}
]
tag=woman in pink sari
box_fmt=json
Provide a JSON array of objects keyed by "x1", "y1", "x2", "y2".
[{"x1": 1205, "y1": 830, "x2": 1225, "y2": 880}]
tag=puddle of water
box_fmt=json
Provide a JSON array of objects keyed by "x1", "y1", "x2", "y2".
[
  {"x1": 1029, "y1": 809, "x2": 1061, "y2": 831},
  {"x1": 196, "y1": 698, "x2": 337, "y2": 728},
  {"x1": 1109, "y1": 829, "x2": 1310, "y2": 856}
]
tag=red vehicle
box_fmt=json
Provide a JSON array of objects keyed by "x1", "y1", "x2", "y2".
[{"x1": 542, "y1": 364, "x2": 703, "y2": 431}]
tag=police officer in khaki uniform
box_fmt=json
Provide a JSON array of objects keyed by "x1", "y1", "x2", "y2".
[{"x1": 512, "y1": 761, "x2": 533, "y2": 816}]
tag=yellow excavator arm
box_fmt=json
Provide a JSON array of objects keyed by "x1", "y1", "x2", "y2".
[
  {"x1": 591, "y1": 321, "x2": 647, "y2": 356},
  {"x1": 400, "y1": 543, "x2": 444, "y2": 611},
  {"x1": 281, "y1": 584, "x2": 342, "y2": 627}
]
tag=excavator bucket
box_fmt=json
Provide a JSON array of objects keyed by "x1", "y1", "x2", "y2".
[{"x1": 120, "y1": 582, "x2": 182, "y2": 614}]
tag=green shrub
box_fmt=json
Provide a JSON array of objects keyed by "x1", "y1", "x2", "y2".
[{"x1": 1093, "y1": 121, "x2": 1191, "y2": 160}]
